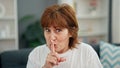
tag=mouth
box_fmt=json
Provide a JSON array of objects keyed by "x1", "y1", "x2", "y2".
[
  {"x1": 52, "y1": 44, "x2": 57, "y2": 48},
  {"x1": 54, "y1": 44, "x2": 57, "y2": 48},
  {"x1": 49, "y1": 43, "x2": 57, "y2": 49}
]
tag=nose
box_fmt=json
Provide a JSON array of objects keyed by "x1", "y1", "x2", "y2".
[{"x1": 49, "y1": 32, "x2": 56, "y2": 41}]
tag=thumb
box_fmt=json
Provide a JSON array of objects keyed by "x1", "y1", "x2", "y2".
[{"x1": 58, "y1": 57, "x2": 66, "y2": 62}]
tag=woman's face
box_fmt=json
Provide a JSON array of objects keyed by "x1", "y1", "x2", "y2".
[{"x1": 44, "y1": 26, "x2": 71, "y2": 54}]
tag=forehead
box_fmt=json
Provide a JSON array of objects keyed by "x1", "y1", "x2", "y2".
[
  {"x1": 46, "y1": 25, "x2": 64, "y2": 29},
  {"x1": 46, "y1": 26, "x2": 69, "y2": 32},
  {"x1": 43, "y1": 19, "x2": 68, "y2": 28}
]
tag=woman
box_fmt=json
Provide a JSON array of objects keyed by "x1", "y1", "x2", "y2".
[{"x1": 26, "y1": 4, "x2": 103, "y2": 68}]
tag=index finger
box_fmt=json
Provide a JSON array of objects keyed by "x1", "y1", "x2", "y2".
[{"x1": 51, "y1": 40, "x2": 55, "y2": 52}]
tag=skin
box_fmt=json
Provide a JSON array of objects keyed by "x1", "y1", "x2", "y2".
[{"x1": 42, "y1": 26, "x2": 72, "y2": 68}]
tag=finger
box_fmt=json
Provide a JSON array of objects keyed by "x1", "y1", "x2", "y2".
[
  {"x1": 50, "y1": 40, "x2": 61, "y2": 62},
  {"x1": 50, "y1": 40, "x2": 55, "y2": 52},
  {"x1": 51, "y1": 44, "x2": 55, "y2": 53},
  {"x1": 49, "y1": 56, "x2": 58, "y2": 65},
  {"x1": 49, "y1": 59, "x2": 57, "y2": 65},
  {"x1": 59, "y1": 57, "x2": 66, "y2": 62},
  {"x1": 51, "y1": 52, "x2": 60, "y2": 61}
]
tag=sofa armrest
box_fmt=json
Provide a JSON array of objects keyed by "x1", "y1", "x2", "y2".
[{"x1": 0, "y1": 48, "x2": 33, "y2": 68}]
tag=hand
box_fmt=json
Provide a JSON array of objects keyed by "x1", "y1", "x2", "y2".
[{"x1": 42, "y1": 40, "x2": 66, "y2": 68}]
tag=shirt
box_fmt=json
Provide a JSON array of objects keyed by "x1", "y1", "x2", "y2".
[{"x1": 26, "y1": 42, "x2": 103, "y2": 68}]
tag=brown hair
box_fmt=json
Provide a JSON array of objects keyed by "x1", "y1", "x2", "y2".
[{"x1": 41, "y1": 3, "x2": 79, "y2": 49}]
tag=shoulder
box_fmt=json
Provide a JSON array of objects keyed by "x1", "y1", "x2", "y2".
[
  {"x1": 31, "y1": 44, "x2": 47, "y2": 53},
  {"x1": 27, "y1": 44, "x2": 49, "y2": 67},
  {"x1": 77, "y1": 42, "x2": 93, "y2": 50},
  {"x1": 76, "y1": 43, "x2": 102, "y2": 67},
  {"x1": 76, "y1": 42, "x2": 96, "y2": 54},
  {"x1": 28, "y1": 44, "x2": 49, "y2": 59}
]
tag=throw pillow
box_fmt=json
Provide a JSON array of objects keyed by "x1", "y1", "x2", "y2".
[{"x1": 100, "y1": 41, "x2": 120, "y2": 68}]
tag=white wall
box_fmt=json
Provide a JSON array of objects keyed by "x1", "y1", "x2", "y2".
[{"x1": 112, "y1": 0, "x2": 120, "y2": 43}]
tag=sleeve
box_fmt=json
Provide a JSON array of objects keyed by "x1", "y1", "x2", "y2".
[{"x1": 86, "y1": 45, "x2": 103, "y2": 68}]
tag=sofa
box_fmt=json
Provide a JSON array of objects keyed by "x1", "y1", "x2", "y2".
[
  {"x1": 0, "y1": 48, "x2": 33, "y2": 68},
  {"x1": 0, "y1": 43, "x2": 120, "y2": 68}
]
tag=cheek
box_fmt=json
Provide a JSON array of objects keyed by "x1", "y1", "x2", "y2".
[
  {"x1": 44, "y1": 33, "x2": 47, "y2": 40},
  {"x1": 44, "y1": 33, "x2": 47, "y2": 39},
  {"x1": 44, "y1": 32, "x2": 49, "y2": 39},
  {"x1": 59, "y1": 33, "x2": 70, "y2": 41},
  {"x1": 44, "y1": 33, "x2": 49, "y2": 43}
]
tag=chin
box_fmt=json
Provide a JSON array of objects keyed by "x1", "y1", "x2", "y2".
[{"x1": 57, "y1": 50, "x2": 63, "y2": 54}]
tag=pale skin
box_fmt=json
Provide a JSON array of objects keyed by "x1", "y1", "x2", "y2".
[{"x1": 42, "y1": 26, "x2": 72, "y2": 68}]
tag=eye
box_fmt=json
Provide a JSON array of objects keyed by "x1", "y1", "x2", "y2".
[
  {"x1": 44, "y1": 28, "x2": 50, "y2": 32},
  {"x1": 56, "y1": 29, "x2": 62, "y2": 32}
]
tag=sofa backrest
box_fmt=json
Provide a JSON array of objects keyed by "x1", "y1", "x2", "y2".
[
  {"x1": 0, "y1": 48, "x2": 33, "y2": 68},
  {"x1": 0, "y1": 53, "x2": 1, "y2": 68}
]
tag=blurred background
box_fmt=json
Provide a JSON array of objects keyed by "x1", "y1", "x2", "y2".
[{"x1": 0, "y1": 0, "x2": 120, "y2": 53}]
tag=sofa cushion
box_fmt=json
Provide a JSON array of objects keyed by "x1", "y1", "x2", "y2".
[
  {"x1": 100, "y1": 41, "x2": 120, "y2": 68},
  {"x1": 1, "y1": 48, "x2": 33, "y2": 68}
]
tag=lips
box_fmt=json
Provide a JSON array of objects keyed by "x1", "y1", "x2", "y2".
[
  {"x1": 54, "y1": 44, "x2": 57, "y2": 48},
  {"x1": 52, "y1": 44, "x2": 56, "y2": 48},
  {"x1": 49, "y1": 43, "x2": 57, "y2": 49}
]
